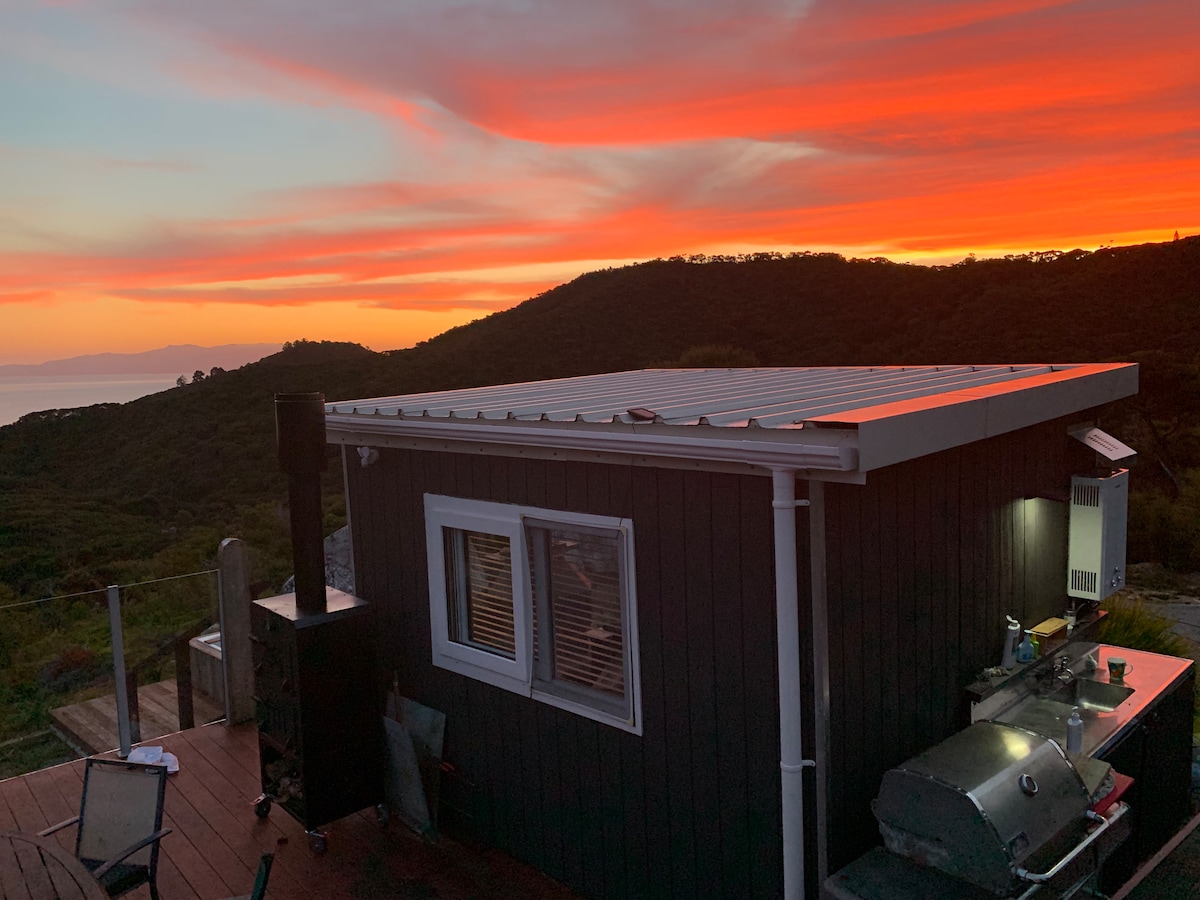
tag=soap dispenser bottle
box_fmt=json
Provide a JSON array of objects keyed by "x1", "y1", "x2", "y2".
[
  {"x1": 1017, "y1": 629, "x2": 1036, "y2": 664},
  {"x1": 1066, "y1": 707, "x2": 1083, "y2": 753},
  {"x1": 1002, "y1": 615, "x2": 1021, "y2": 669}
]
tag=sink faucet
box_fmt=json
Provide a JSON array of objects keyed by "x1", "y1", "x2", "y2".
[{"x1": 1050, "y1": 655, "x2": 1074, "y2": 684}]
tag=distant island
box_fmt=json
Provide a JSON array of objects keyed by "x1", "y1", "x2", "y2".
[{"x1": 0, "y1": 343, "x2": 282, "y2": 377}]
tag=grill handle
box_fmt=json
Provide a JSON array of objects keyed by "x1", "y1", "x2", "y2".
[{"x1": 1014, "y1": 802, "x2": 1128, "y2": 884}]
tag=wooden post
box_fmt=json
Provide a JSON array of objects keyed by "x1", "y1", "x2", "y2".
[
  {"x1": 175, "y1": 638, "x2": 194, "y2": 731},
  {"x1": 124, "y1": 670, "x2": 142, "y2": 745},
  {"x1": 218, "y1": 538, "x2": 256, "y2": 724}
]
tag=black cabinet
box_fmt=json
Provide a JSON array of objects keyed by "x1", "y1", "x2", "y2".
[
  {"x1": 251, "y1": 588, "x2": 384, "y2": 834},
  {"x1": 1098, "y1": 666, "x2": 1195, "y2": 892}
]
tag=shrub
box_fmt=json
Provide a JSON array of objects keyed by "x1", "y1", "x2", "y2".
[
  {"x1": 1098, "y1": 593, "x2": 1198, "y2": 731},
  {"x1": 1098, "y1": 594, "x2": 1193, "y2": 658}
]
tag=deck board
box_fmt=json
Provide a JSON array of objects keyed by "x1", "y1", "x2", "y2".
[
  {"x1": 48, "y1": 681, "x2": 224, "y2": 755},
  {"x1": 0, "y1": 722, "x2": 580, "y2": 900}
]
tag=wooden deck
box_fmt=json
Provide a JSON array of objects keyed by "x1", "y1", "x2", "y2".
[
  {"x1": 49, "y1": 681, "x2": 224, "y2": 756},
  {"x1": 0, "y1": 723, "x2": 580, "y2": 900}
]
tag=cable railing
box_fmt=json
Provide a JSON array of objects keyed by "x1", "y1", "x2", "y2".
[
  {"x1": 0, "y1": 569, "x2": 224, "y2": 777},
  {"x1": 115, "y1": 571, "x2": 224, "y2": 755}
]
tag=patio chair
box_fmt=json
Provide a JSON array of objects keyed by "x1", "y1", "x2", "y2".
[
  {"x1": 39, "y1": 757, "x2": 171, "y2": 900},
  {"x1": 226, "y1": 851, "x2": 274, "y2": 900}
]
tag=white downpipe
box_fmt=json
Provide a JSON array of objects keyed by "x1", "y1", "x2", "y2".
[
  {"x1": 772, "y1": 469, "x2": 814, "y2": 900},
  {"x1": 807, "y1": 480, "x2": 831, "y2": 887}
]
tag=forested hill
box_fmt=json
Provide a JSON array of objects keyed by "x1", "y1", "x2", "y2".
[
  {"x1": 2, "y1": 237, "x2": 1199, "y2": 600},
  {"x1": 411, "y1": 239, "x2": 1200, "y2": 379}
]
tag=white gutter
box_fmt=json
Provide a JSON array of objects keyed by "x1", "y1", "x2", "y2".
[
  {"x1": 325, "y1": 413, "x2": 858, "y2": 473},
  {"x1": 772, "y1": 469, "x2": 816, "y2": 900}
]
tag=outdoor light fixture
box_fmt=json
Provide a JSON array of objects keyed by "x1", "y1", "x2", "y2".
[{"x1": 1069, "y1": 426, "x2": 1137, "y2": 469}]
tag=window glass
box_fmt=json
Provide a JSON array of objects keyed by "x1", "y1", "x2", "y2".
[
  {"x1": 446, "y1": 529, "x2": 515, "y2": 658},
  {"x1": 530, "y1": 527, "x2": 624, "y2": 700}
]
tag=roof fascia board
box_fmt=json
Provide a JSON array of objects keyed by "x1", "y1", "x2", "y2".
[
  {"x1": 832, "y1": 363, "x2": 1137, "y2": 471},
  {"x1": 325, "y1": 427, "x2": 869, "y2": 482},
  {"x1": 325, "y1": 414, "x2": 860, "y2": 474}
]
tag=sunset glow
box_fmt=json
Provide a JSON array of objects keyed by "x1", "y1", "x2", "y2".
[{"x1": 2, "y1": 0, "x2": 1197, "y2": 364}]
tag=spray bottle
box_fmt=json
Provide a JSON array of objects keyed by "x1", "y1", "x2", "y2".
[{"x1": 1002, "y1": 615, "x2": 1021, "y2": 669}]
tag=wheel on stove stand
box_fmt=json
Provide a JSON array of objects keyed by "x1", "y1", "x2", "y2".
[
  {"x1": 253, "y1": 795, "x2": 272, "y2": 819},
  {"x1": 307, "y1": 830, "x2": 328, "y2": 855},
  {"x1": 375, "y1": 803, "x2": 390, "y2": 827}
]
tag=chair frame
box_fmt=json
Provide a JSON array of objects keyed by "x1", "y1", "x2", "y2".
[
  {"x1": 229, "y1": 850, "x2": 275, "y2": 900},
  {"x1": 40, "y1": 758, "x2": 172, "y2": 900}
]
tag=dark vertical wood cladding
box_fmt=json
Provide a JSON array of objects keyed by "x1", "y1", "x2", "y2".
[
  {"x1": 822, "y1": 417, "x2": 1079, "y2": 875},
  {"x1": 345, "y1": 450, "x2": 785, "y2": 900},
  {"x1": 345, "y1": 413, "x2": 1079, "y2": 896}
]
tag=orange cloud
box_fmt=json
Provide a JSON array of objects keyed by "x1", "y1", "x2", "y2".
[
  {"x1": 0, "y1": 290, "x2": 56, "y2": 304},
  {"x1": 143, "y1": 0, "x2": 1197, "y2": 150},
  {"x1": 113, "y1": 279, "x2": 555, "y2": 310},
  {"x1": 5, "y1": 142, "x2": 1197, "y2": 313},
  {"x1": 4, "y1": 0, "x2": 1197, "y2": 363}
]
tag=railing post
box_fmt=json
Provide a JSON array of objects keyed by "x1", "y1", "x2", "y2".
[
  {"x1": 107, "y1": 584, "x2": 133, "y2": 758},
  {"x1": 218, "y1": 538, "x2": 256, "y2": 724}
]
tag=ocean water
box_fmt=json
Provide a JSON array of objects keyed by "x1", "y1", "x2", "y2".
[{"x1": 0, "y1": 374, "x2": 180, "y2": 427}]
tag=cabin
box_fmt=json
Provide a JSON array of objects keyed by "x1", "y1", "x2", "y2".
[{"x1": 323, "y1": 364, "x2": 1138, "y2": 900}]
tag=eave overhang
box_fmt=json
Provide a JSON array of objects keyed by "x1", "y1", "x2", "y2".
[
  {"x1": 325, "y1": 414, "x2": 862, "y2": 477},
  {"x1": 324, "y1": 362, "x2": 1137, "y2": 478}
]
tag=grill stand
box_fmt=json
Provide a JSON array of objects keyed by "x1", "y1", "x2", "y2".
[
  {"x1": 827, "y1": 800, "x2": 1132, "y2": 900},
  {"x1": 828, "y1": 800, "x2": 1131, "y2": 900},
  {"x1": 250, "y1": 589, "x2": 385, "y2": 853}
]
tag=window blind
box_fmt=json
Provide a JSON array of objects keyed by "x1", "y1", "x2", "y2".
[
  {"x1": 447, "y1": 529, "x2": 516, "y2": 658},
  {"x1": 531, "y1": 528, "x2": 624, "y2": 697}
]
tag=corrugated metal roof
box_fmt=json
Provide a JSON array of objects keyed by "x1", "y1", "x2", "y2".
[
  {"x1": 324, "y1": 364, "x2": 1137, "y2": 475},
  {"x1": 327, "y1": 365, "x2": 1080, "y2": 426}
]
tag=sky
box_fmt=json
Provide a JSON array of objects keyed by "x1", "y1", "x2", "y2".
[{"x1": 1, "y1": 0, "x2": 1197, "y2": 365}]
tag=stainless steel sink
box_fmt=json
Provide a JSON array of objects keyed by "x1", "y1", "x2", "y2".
[
  {"x1": 1046, "y1": 678, "x2": 1135, "y2": 713},
  {"x1": 983, "y1": 642, "x2": 1189, "y2": 759},
  {"x1": 992, "y1": 676, "x2": 1136, "y2": 756}
]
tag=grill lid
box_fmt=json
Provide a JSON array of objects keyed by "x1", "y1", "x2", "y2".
[{"x1": 872, "y1": 721, "x2": 1090, "y2": 894}]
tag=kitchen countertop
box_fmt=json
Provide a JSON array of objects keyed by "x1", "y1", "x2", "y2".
[{"x1": 988, "y1": 642, "x2": 1193, "y2": 757}]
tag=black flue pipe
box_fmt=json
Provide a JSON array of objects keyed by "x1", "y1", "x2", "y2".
[{"x1": 275, "y1": 392, "x2": 328, "y2": 616}]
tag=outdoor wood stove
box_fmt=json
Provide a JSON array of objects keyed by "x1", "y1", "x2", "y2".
[
  {"x1": 827, "y1": 721, "x2": 1133, "y2": 899},
  {"x1": 251, "y1": 393, "x2": 384, "y2": 853}
]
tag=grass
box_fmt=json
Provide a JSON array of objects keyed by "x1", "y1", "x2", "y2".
[
  {"x1": 0, "y1": 572, "x2": 218, "y2": 777},
  {"x1": 0, "y1": 731, "x2": 78, "y2": 780}
]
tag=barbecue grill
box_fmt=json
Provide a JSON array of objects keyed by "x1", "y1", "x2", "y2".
[{"x1": 827, "y1": 721, "x2": 1131, "y2": 899}]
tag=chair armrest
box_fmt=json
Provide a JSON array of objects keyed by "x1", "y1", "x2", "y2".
[
  {"x1": 91, "y1": 828, "x2": 172, "y2": 880},
  {"x1": 38, "y1": 816, "x2": 80, "y2": 838}
]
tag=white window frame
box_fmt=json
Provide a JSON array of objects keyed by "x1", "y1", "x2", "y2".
[
  {"x1": 425, "y1": 498, "x2": 530, "y2": 695},
  {"x1": 424, "y1": 494, "x2": 642, "y2": 735}
]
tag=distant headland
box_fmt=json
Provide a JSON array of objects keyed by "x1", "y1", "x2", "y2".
[{"x1": 0, "y1": 343, "x2": 283, "y2": 377}]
